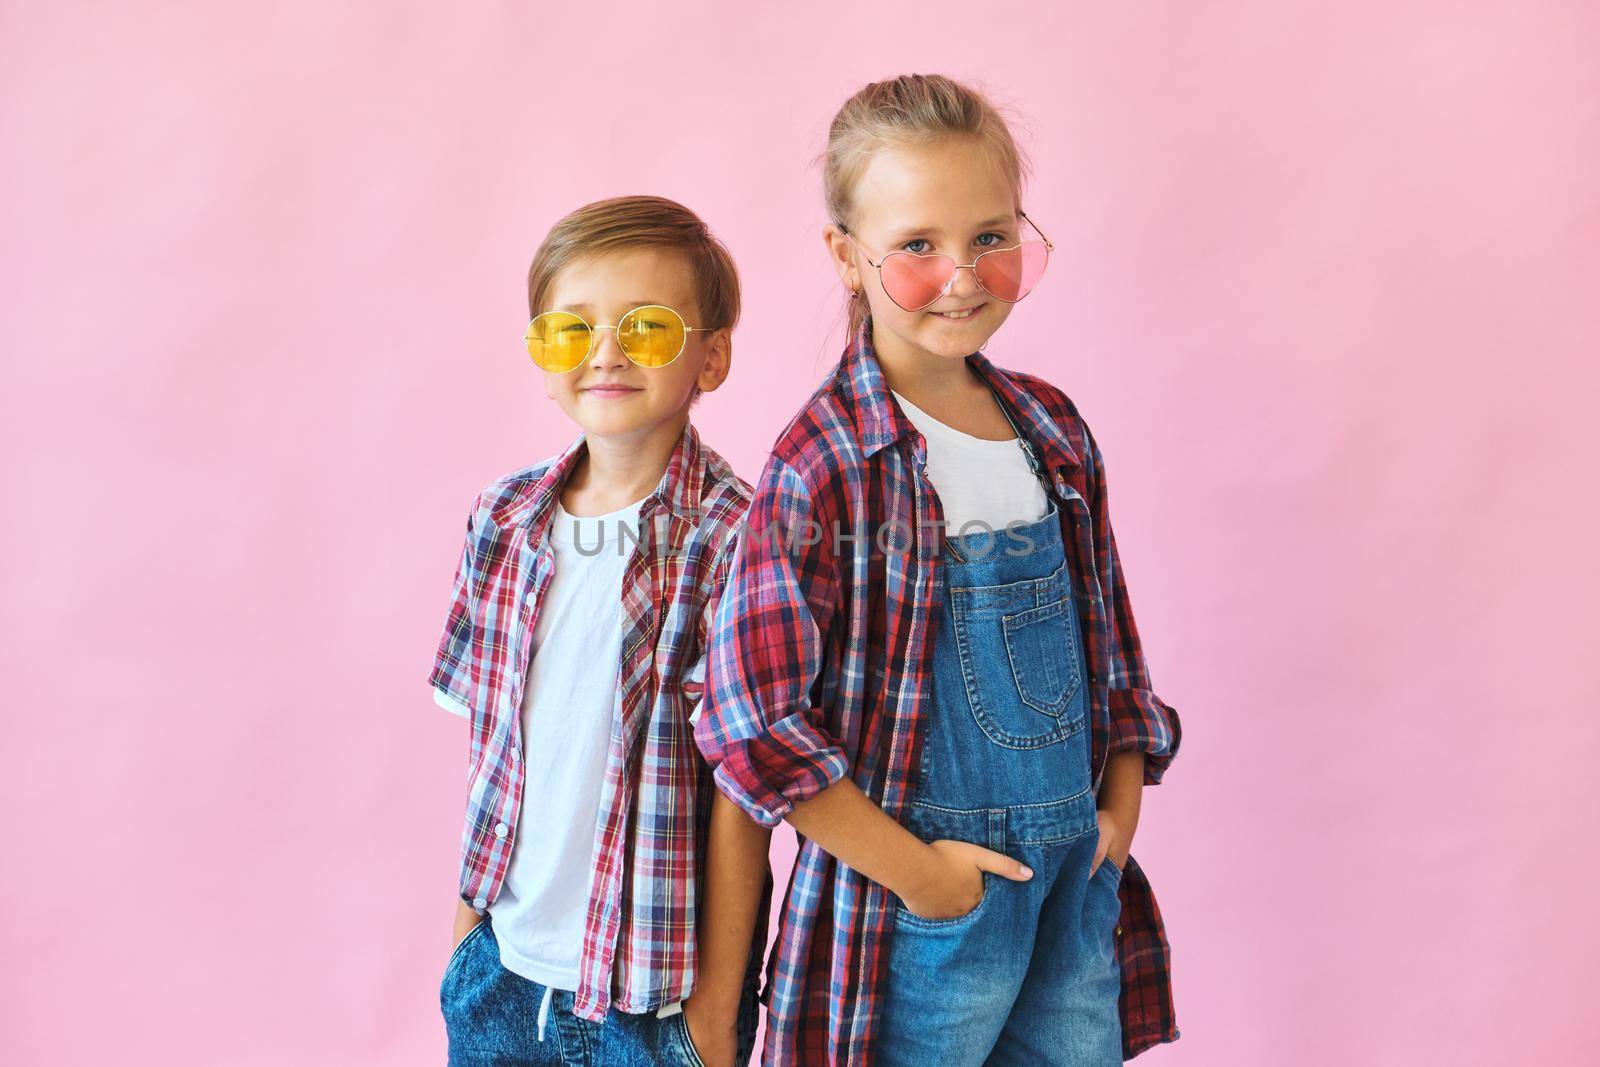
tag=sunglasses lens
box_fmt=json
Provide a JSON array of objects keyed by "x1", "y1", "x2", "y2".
[
  {"x1": 617, "y1": 306, "x2": 687, "y2": 367},
  {"x1": 879, "y1": 252, "x2": 956, "y2": 311},
  {"x1": 974, "y1": 240, "x2": 1050, "y2": 302},
  {"x1": 527, "y1": 312, "x2": 591, "y2": 372}
]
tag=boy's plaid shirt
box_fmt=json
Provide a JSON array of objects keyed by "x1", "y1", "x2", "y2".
[
  {"x1": 696, "y1": 318, "x2": 1184, "y2": 1064},
  {"x1": 428, "y1": 420, "x2": 765, "y2": 1022}
]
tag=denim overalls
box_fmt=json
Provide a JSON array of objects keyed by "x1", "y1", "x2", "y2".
[{"x1": 878, "y1": 386, "x2": 1124, "y2": 1066}]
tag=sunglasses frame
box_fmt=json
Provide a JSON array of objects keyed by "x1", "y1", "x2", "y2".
[
  {"x1": 524, "y1": 304, "x2": 712, "y2": 373},
  {"x1": 840, "y1": 212, "x2": 1055, "y2": 312}
]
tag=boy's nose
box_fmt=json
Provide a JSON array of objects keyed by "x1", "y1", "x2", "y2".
[{"x1": 587, "y1": 327, "x2": 629, "y2": 369}]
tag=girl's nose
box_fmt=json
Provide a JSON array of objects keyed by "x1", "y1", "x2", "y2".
[{"x1": 946, "y1": 263, "x2": 983, "y2": 299}]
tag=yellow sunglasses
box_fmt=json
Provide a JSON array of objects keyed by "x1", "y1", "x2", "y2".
[{"x1": 525, "y1": 305, "x2": 710, "y2": 373}]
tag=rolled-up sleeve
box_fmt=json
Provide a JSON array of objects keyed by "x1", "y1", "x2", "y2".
[
  {"x1": 428, "y1": 497, "x2": 482, "y2": 718},
  {"x1": 1083, "y1": 420, "x2": 1181, "y2": 785},
  {"x1": 695, "y1": 457, "x2": 851, "y2": 827}
]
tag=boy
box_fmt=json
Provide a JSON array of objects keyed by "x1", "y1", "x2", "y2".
[{"x1": 428, "y1": 196, "x2": 772, "y2": 1066}]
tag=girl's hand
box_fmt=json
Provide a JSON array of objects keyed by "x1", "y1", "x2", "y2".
[
  {"x1": 899, "y1": 839, "x2": 1033, "y2": 920},
  {"x1": 681, "y1": 996, "x2": 738, "y2": 1067},
  {"x1": 1090, "y1": 808, "x2": 1132, "y2": 878}
]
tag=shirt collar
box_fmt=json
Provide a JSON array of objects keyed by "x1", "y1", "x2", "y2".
[
  {"x1": 489, "y1": 418, "x2": 708, "y2": 532},
  {"x1": 842, "y1": 314, "x2": 1082, "y2": 473}
]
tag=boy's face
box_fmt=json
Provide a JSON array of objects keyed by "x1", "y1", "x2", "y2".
[
  {"x1": 826, "y1": 137, "x2": 1020, "y2": 364},
  {"x1": 540, "y1": 248, "x2": 730, "y2": 442}
]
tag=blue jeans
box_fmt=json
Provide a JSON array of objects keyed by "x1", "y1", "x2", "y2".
[
  {"x1": 440, "y1": 914, "x2": 762, "y2": 1066},
  {"x1": 878, "y1": 505, "x2": 1123, "y2": 1066}
]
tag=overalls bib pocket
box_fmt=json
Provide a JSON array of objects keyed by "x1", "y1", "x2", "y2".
[
  {"x1": 1002, "y1": 597, "x2": 1082, "y2": 716},
  {"x1": 950, "y1": 562, "x2": 1085, "y2": 750}
]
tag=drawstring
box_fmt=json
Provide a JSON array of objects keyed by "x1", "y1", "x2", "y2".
[{"x1": 537, "y1": 984, "x2": 553, "y2": 1042}]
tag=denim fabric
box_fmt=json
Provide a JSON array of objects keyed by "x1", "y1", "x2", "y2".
[
  {"x1": 440, "y1": 915, "x2": 761, "y2": 1066},
  {"x1": 877, "y1": 505, "x2": 1124, "y2": 1066}
]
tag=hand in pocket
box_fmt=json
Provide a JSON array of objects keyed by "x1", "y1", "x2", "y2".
[
  {"x1": 899, "y1": 839, "x2": 1033, "y2": 920},
  {"x1": 447, "y1": 900, "x2": 485, "y2": 965},
  {"x1": 1089, "y1": 809, "x2": 1129, "y2": 879}
]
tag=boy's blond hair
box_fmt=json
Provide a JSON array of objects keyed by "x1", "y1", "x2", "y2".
[
  {"x1": 821, "y1": 74, "x2": 1031, "y2": 335},
  {"x1": 527, "y1": 194, "x2": 740, "y2": 330}
]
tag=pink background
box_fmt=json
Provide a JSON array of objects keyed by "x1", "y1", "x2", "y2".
[{"x1": 4, "y1": 3, "x2": 1597, "y2": 1064}]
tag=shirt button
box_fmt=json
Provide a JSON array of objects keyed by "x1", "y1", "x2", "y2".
[
  {"x1": 509, "y1": 747, "x2": 520, "y2": 762},
  {"x1": 495, "y1": 822, "x2": 509, "y2": 838},
  {"x1": 473, "y1": 896, "x2": 487, "y2": 909},
  {"x1": 1115, "y1": 925, "x2": 1123, "y2": 937}
]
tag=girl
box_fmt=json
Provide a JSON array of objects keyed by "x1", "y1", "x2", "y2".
[{"x1": 696, "y1": 76, "x2": 1182, "y2": 1065}]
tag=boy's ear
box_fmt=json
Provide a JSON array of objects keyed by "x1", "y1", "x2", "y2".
[{"x1": 695, "y1": 328, "x2": 732, "y2": 394}]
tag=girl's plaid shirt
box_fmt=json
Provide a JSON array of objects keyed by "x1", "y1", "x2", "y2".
[
  {"x1": 427, "y1": 420, "x2": 767, "y2": 1022},
  {"x1": 696, "y1": 318, "x2": 1184, "y2": 1064}
]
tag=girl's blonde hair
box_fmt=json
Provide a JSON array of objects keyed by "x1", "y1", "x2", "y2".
[
  {"x1": 822, "y1": 74, "x2": 1032, "y2": 336},
  {"x1": 527, "y1": 195, "x2": 740, "y2": 331}
]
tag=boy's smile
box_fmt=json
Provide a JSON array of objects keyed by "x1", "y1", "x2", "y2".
[
  {"x1": 540, "y1": 248, "x2": 730, "y2": 442},
  {"x1": 578, "y1": 380, "x2": 645, "y2": 401}
]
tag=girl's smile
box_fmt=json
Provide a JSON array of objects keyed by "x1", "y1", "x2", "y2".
[
  {"x1": 929, "y1": 301, "x2": 988, "y2": 322},
  {"x1": 827, "y1": 136, "x2": 1024, "y2": 368}
]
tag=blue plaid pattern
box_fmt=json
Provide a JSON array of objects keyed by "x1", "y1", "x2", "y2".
[
  {"x1": 697, "y1": 317, "x2": 1182, "y2": 1063},
  {"x1": 429, "y1": 420, "x2": 759, "y2": 1021}
]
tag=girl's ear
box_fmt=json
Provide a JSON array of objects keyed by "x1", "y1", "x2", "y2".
[{"x1": 822, "y1": 223, "x2": 860, "y2": 295}]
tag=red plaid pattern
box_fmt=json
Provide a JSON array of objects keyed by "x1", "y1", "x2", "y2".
[
  {"x1": 428, "y1": 420, "x2": 764, "y2": 1021},
  {"x1": 697, "y1": 317, "x2": 1183, "y2": 1063}
]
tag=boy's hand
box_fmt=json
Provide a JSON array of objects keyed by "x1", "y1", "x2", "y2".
[
  {"x1": 681, "y1": 994, "x2": 739, "y2": 1067},
  {"x1": 451, "y1": 898, "x2": 483, "y2": 952}
]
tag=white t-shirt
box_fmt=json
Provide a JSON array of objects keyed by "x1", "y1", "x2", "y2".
[
  {"x1": 447, "y1": 494, "x2": 645, "y2": 991},
  {"x1": 891, "y1": 389, "x2": 1048, "y2": 534}
]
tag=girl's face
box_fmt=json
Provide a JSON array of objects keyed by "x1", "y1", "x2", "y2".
[
  {"x1": 826, "y1": 137, "x2": 1023, "y2": 364},
  {"x1": 539, "y1": 248, "x2": 730, "y2": 441}
]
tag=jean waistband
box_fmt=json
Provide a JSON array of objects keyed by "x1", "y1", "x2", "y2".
[{"x1": 902, "y1": 783, "x2": 1098, "y2": 847}]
